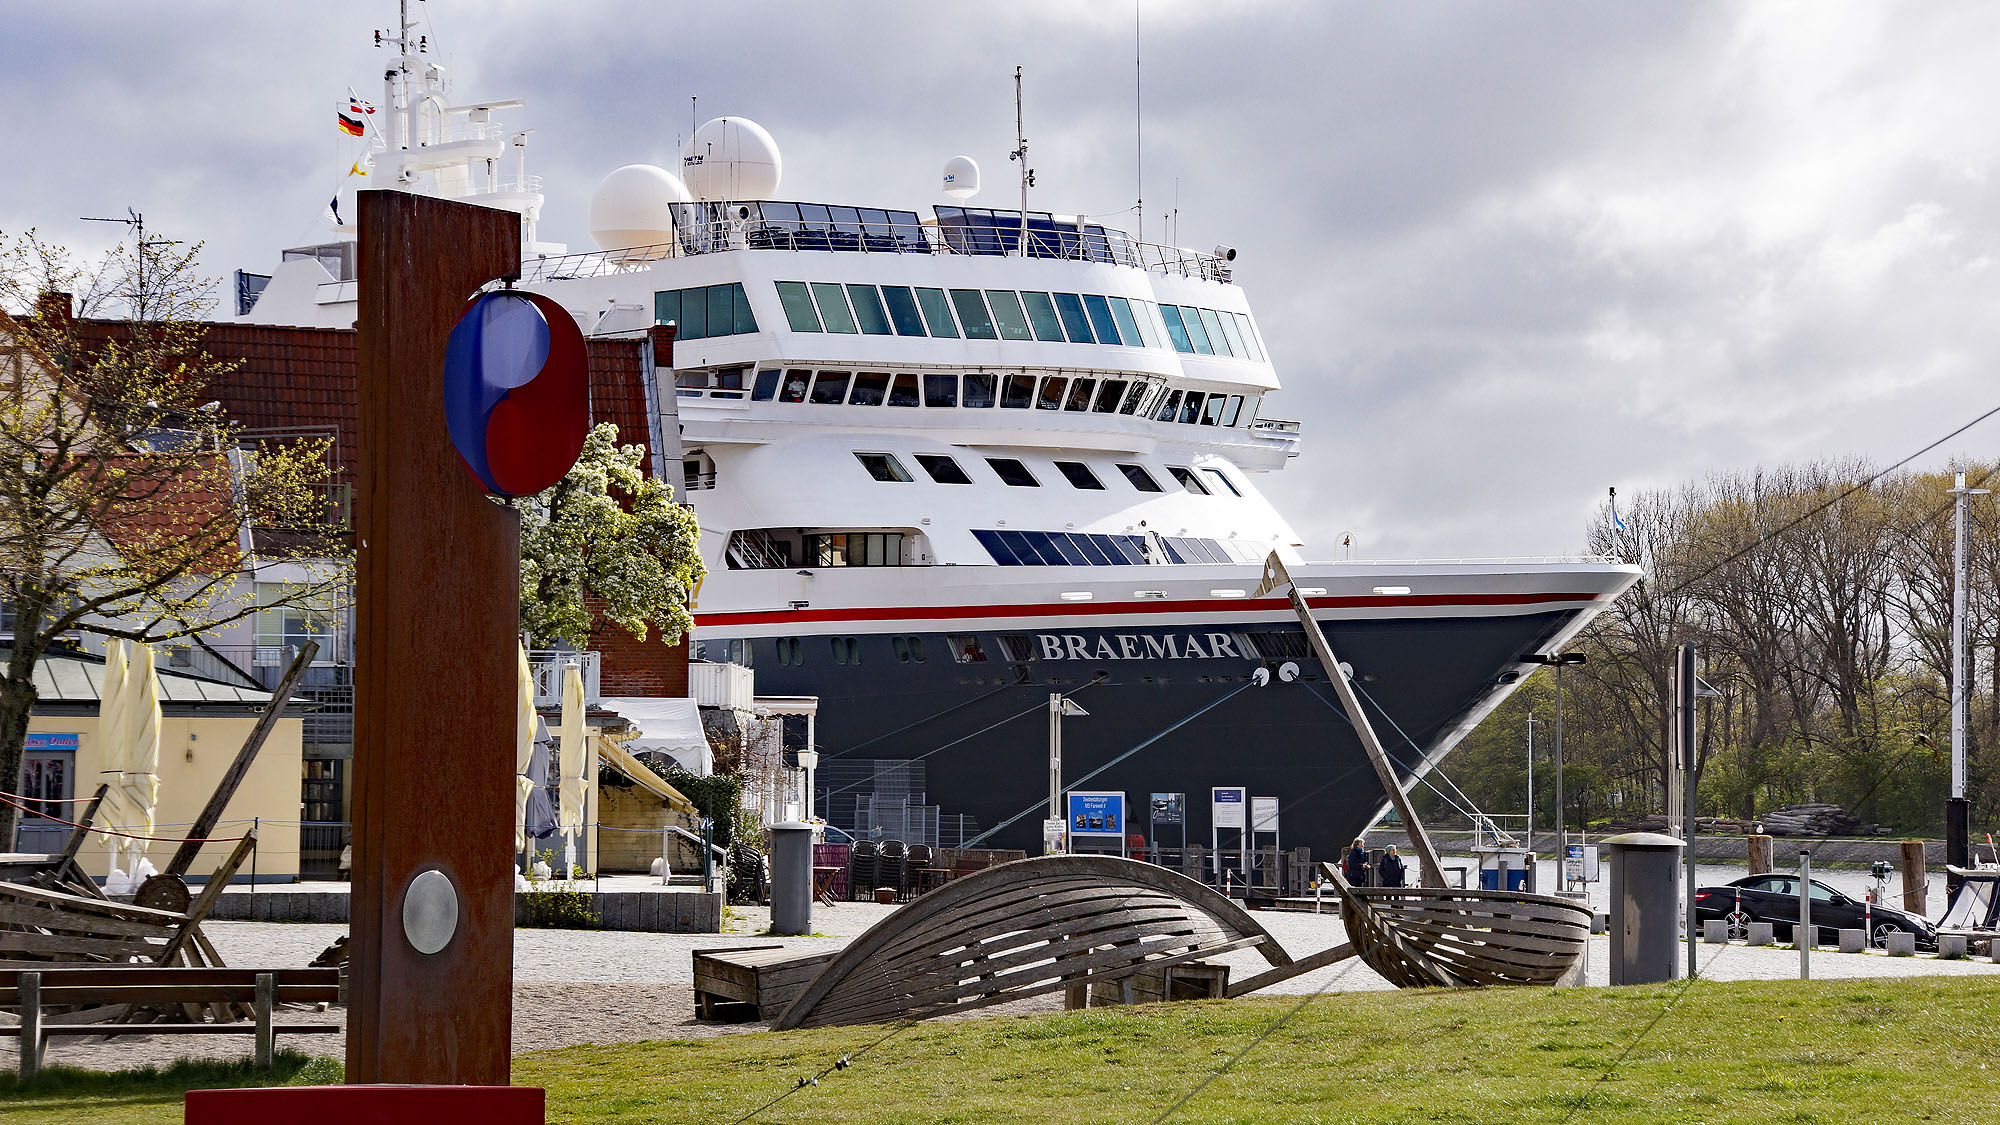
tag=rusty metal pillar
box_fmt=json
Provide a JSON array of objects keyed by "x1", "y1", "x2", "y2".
[{"x1": 349, "y1": 190, "x2": 521, "y2": 1086}]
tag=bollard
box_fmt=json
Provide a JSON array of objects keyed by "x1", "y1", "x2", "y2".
[
  {"x1": 1746, "y1": 834, "x2": 1774, "y2": 876},
  {"x1": 1989, "y1": 939, "x2": 2000, "y2": 964},
  {"x1": 768, "y1": 822, "x2": 814, "y2": 937},
  {"x1": 1797, "y1": 851, "x2": 1813, "y2": 980},
  {"x1": 1900, "y1": 840, "x2": 1926, "y2": 916},
  {"x1": 1885, "y1": 931, "x2": 1916, "y2": 956},
  {"x1": 1603, "y1": 832, "x2": 1685, "y2": 985},
  {"x1": 1938, "y1": 934, "x2": 1967, "y2": 960},
  {"x1": 1838, "y1": 929, "x2": 1865, "y2": 954},
  {"x1": 1748, "y1": 922, "x2": 1775, "y2": 946},
  {"x1": 1703, "y1": 919, "x2": 1730, "y2": 944}
]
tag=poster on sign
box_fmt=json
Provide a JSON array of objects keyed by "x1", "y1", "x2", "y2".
[
  {"x1": 1250, "y1": 797, "x2": 1280, "y2": 833},
  {"x1": 1066, "y1": 792, "x2": 1125, "y2": 837},
  {"x1": 1212, "y1": 786, "x2": 1247, "y2": 829},
  {"x1": 1151, "y1": 793, "x2": 1184, "y2": 825}
]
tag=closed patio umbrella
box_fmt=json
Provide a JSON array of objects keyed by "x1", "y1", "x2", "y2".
[
  {"x1": 95, "y1": 640, "x2": 134, "y2": 865},
  {"x1": 516, "y1": 645, "x2": 537, "y2": 858},
  {"x1": 120, "y1": 641, "x2": 162, "y2": 879},
  {"x1": 558, "y1": 662, "x2": 586, "y2": 876}
]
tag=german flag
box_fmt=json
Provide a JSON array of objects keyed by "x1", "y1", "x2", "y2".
[{"x1": 338, "y1": 110, "x2": 365, "y2": 137}]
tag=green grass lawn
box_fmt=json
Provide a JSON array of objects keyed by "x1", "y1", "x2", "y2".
[{"x1": 8, "y1": 978, "x2": 2000, "y2": 1124}]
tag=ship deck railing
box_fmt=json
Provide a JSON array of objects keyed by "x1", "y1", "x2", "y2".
[{"x1": 518, "y1": 205, "x2": 1235, "y2": 285}]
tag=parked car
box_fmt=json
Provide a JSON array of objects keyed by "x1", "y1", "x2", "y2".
[{"x1": 1693, "y1": 874, "x2": 1936, "y2": 950}]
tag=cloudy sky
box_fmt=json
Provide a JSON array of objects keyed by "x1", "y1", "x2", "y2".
[{"x1": 6, "y1": 1, "x2": 1998, "y2": 560}]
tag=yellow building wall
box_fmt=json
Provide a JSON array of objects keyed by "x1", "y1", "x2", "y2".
[{"x1": 28, "y1": 713, "x2": 306, "y2": 883}]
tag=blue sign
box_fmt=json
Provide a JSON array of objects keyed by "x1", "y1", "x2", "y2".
[
  {"x1": 1067, "y1": 791, "x2": 1125, "y2": 837},
  {"x1": 25, "y1": 733, "x2": 79, "y2": 752}
]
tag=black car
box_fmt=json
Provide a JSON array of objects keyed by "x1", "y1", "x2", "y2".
[{"x1": 1693, "y1": 874, "x2": 1937, "y2": 950}]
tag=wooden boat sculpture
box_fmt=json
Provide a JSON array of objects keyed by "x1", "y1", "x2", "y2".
[
  {"x1": 1326, "y1": 864, "x2": 1591, "y2": 988},
  {"x1": 773, "y1": 854, "x2": 1293, "y2": 1029}
]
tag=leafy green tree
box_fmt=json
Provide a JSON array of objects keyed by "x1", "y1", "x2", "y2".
[
  {"x1": 516, "y1": 422, "x2": 704, "y2": 650},
  {"x1": 0, "y1": 229, "x2": 346, "y2": 846}
]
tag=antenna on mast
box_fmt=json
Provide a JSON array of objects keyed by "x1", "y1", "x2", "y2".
[
  {"x1": 1134, "y1": 2, "x2": 1143, "y2": 244},
  {"x1": 1009, "y1": 66, "x2": 1035, "y2": 256}
]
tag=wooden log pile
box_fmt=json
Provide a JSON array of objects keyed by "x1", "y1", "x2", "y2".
[{"x1": 1758, "y1": 803, "x2": 1878, "y2": 837}]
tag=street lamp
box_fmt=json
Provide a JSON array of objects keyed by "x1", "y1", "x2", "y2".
[
  {"x1": 796, "y1": 748, "x2": 819, "y2": 827},
  {"x1": 1522, "y1": 652, "x2": 1587, "y2": 889}
]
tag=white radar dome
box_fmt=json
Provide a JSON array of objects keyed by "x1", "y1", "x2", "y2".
[
  {"x1": 588, "y1": 164, "x2": 692, "y2": 258},
  {"x1": 942, "y1": 155, "x2": 981, "y2": 200},
  {"x1": 681, "y1": 117, "x2": 782, "y2": 201}
]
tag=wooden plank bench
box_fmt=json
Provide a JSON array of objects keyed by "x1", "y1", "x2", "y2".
[
  {"x1": 691, "y1": 945, "x2": 836, "y2": 1022},
  {"x1": 0, "y1": 966, "x2": 341, "y2": 1080}
]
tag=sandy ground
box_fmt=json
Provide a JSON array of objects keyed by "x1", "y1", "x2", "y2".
[{"x1": 12, "y1": 899, "x2": 1999, "y2": 1073}]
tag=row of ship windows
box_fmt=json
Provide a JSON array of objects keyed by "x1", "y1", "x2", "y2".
[
  {"x1": 728, "y1": 368, "x2": 1254, "y2": 429},
  {"x1": 770, "y1": 281, "x2": 1265, "y2": 361},
  {"x1": 854, "y1": 451, "x2": 1241, "y2": 497},
  {"x1": 652, "y1": 283, "x2": 759, "y2": 341},
  {"x1": 709, "y1": 629, "x2": 1319, "y2": 669},
  {"x1": 971, "y1": 529, "x2": 1260, "y2": 567}
]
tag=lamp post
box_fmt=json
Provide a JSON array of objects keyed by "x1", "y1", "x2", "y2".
[
  {"x1": 796, "y1": 748, "x2": 819, "y2": 826},
  {"x1": 1523, "y1": 652, "x2": 1587, "y2": 889}
]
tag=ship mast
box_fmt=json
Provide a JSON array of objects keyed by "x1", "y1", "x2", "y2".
[{"x1": 1010, "y1": 66, "x2": 1034, "y2": 257}]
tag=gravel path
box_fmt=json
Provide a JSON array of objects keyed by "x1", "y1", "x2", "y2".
[{"x1": 15, "y1": 901, "x2": 1998, "y2": 1074}]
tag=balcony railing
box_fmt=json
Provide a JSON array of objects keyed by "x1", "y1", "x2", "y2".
[
  {"x1": 690, "y1": 661, "x2": 755, "y2": 711},
  {"x1": 529, "y1": 651, "x2": 602, "y2": 708}
]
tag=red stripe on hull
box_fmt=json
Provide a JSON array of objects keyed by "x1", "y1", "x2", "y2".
[{"x1": 694, "y1": 591, "x2": 1603, "y2": 629}]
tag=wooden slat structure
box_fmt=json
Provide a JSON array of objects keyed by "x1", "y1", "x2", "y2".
[
  {"x1": 691, "y1": 945, "x2": 836, "y2": 1020},
  {"x1": 773, "y1": 854, "x2": 1291, "y2": 1030},
  {"x1": 1325, "y1": 864, "x2": 1590, "y2": 988}
]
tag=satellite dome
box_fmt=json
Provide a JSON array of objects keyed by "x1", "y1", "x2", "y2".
[
  {"x1": 587, "y1": 164, "x2": 691, "y2": 258},
  {"x1": 681, "y1": 117, "x2": 782, "y2": 201},
  {"x1": 942, "y1": 155, "x2": 980, "y2": 200}
]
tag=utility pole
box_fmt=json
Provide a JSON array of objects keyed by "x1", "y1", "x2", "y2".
[
  {"x1": 1525, "y1": 711, "x2": 1537, "y2": 860},
  {"x1": 1949, "y1": 471, "x2": 1988, "y2": 898}
]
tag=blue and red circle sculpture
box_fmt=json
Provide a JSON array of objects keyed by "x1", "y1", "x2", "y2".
[{"x1": 442, "y1": 290, "x2": 590, "y2": 498}]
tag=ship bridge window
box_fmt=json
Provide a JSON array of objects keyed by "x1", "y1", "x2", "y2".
[
  {"x1": 915, "y1": 287, "x2": 960, "y2": 337},
  {"x1": 1063, "y1": 378, "x2": 1096, "y2": 411},
  {"x1": 809, "y1": 283, "x2": 859, "y2": 333},
  {"x1": 1158, "y1": 304, "x2": 1193, "y2": 353},
  {"x1": 1081, "y1": 294, "x2": 1123, "y2": 344},
  {"x1": 854, "y1": 451, "x2": 912, "y2": 482},
  {"x1": 887, "y1": 373, "x2": 920, "y2": 407},
  {"x1": 1052, "y1": 293, "x2": 1095, "y2": 343},
  {"x1": 1118, "y1": 463, "x2": 1163, "y2": 492},
  {"x1": 1121, "y1": 382, "x2": 1154, "y2": 415},
  {"x1": 973, "y1": 529, "x2": 1157, "y2": 566},
  {"x1": 1220, "y1": 395, "x2": 1245, "y2": 426},
  {"x1": 847, "y1": 372, "x2": 890, "y2": 405},
  {"x1": 1216, "y1": 312, "x2": 1247, "y2": 358},
  {"x1": 1201, "y1": 394, "x2": 1228, "y2": 426},
  {"x1": 986, "y1": 457, "x2": 1039, "y2": 487},
  {"x1": 1055, "y1": 461, "x2": 1104, "y2": 490},
  {"x1": 1000, "y1": 374, "x2": 1036, "y2": 409},
  {"x1": 847, "y1": 285, "x2": 893, "y2": 335},
  {"x1": 963, "y1": 372, "x2": 998, "y2": 408},
  {"x1": 753, "y1": 368, "x2": 782, "y2": 401},
  {"x1": 924, "y1": 373, "x2": 958, "y2": 408},
  {"x1": 985, "y1": 291, "x2": 1034, "y2": 341},
  {"x1": 1203, "y1": 467, "x2": 1243, "y2": 496},
  {"x1": 916, "y1": 454, "x2": 972, "y2": 484},
  {"x1": 1020, "y1": 291, "x2": 1065, "y2": 341},
  {"x1": 949, "y1": 289, "x2": 998, "y2": 339},
  {"x1": 1237, "y1": 313, "x2": 1265, "y2": 362},
  {"x1": 880, "y1": 285, "x2": 928, "y2": 336},
  {"x1": 775, "y1": 282, "x2": 822, "y2": 332},
  {"x1": 1093, "y1": 379, "x2": 1128, "y2": 412},
  {"x1": 1155, "y1": 389, "x2": 1183, "y2": 422},
  {"x1": 779, "y1": 368, "x2": 812, "y2": 403},
  {"x1": 1107, "y1": 298, "x2": 1143, "y2": 348},
  {"x1": 809, "y1": 371, "x2": 851, "y2": 404},
  {"x1": 1198, "y1": 308, "x2": 1232, "y2": 357},
  {"x1": 1179, "y1": 305, "x2": 1214, "y2": 354},
  {"x1": 1179, "y1": 392, "x2": 1206, "y2": 425},
  {"x1": 655, "y1": 283, "x2": 757, "y2": 340},
  {"x1": 1168, "y1": 466, "x2": 1210, "y2": 494},
  {"x1": 1036, "y1": 377, "x2": 1067, "y2": 411}
]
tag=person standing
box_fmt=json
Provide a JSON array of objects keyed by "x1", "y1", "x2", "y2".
[
  {"x1": 1378, "y1": 844, "x2": 1407, "y2": 888},
  {"x1": 1342, "y1": 837, "x2": 1370, "y2": 886}
]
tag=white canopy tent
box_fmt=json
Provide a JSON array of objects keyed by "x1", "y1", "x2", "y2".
[{"x1": 602, "y1": 696, "x2": 713, "y2": 775}]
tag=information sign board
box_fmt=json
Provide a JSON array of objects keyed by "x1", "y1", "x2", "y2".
[
  {"x1": 1150, "y1": 793, "x2": 1184, "y2": 825},
  {"x1": 1066, "y1": 792, "x2": 1126, "y2": 837},
  {"x1": 1212, "y1": 786, "x2": 1247, "y2": 829},
  {"x1": 1564, "y1": 843, "x2": 1585, "y2": 882},
  {"x1": 1250, "y1": 797, "x2": 1280, "y2": 833}
]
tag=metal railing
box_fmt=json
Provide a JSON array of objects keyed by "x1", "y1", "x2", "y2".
[{"x1": 528, "y1": 651, "x2": 602, "y2": 707}]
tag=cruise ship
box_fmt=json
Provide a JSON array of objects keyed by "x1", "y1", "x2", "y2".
[{"x1": 238, "y1": 13, "x2": 1640, "y2": 861}]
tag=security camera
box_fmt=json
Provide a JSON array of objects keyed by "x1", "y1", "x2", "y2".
[
  {"x1": 737, "y1": 205, "x2": 751, "y2": 220},
  {"x1": 1212, "y1": 244, "x2": 1237, "y2": 262}
]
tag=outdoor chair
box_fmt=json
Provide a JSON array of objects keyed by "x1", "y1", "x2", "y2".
[
  {"x1": 847, "y1": 840, "x2": 878, "y2": 902},
  {"x1": 876, "y1": 840, "x2": 908, "y2": 901}
]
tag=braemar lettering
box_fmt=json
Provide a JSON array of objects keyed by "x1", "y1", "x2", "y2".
[{"x1": 1037, "y1": 633, "x2": 1244, "y2": 661}]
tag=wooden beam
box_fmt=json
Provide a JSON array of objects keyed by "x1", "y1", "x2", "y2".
[{"x1": 165, "y1": 641, "x2": 317, "y2": 877}]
